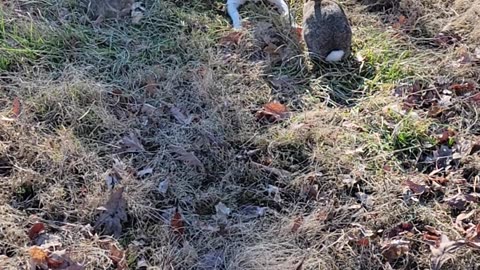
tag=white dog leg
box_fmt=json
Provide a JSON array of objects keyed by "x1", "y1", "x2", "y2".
[{"x1": 227, "y1": 0, "x2": 247, "y2": 29}]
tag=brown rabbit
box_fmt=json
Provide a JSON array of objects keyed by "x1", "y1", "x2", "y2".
[
  {"x1": 86, "y1": 0, "x2": 134, "y2": 24},
  {"x1": 302, "y1": 0, "x2": 352, "y2": 62}
]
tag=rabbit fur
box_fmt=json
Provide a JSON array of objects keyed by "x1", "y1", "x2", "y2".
[
  {"x1": 302, "y1": 0, "x2": 352, "y2": 62},
  {"x1": 226, "y1": 0, "x2": 291, "y2": 29}
]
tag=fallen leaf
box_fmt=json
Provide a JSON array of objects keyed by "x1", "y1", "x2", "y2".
[
  {"x1": 157, "y1": 178, "x2": 170, "y2": 195},
  {"x1": 144, "y1": 77, "x2": 157, "y2": 97},
  {"x1": 105, "y1": 173, "x2": 121, "y2": 191},
  {"x1": 386, "y1": 222, "x2": 414, "y2": 238},
  {"x1": 169, "y1": 145, "x2": 204, "y2": 170},
  {"x1": 252, "y1": 161, "x2": 291, "y2": 180},
  {"x1": 136, "y1": 167, "x2": 153, "y2": 177},
  {"x1": 295, "y1": 256, "x2": 306, "y2": 270},
  {"x1": 236, "y1": 205, "x2": 268, "y2": 220},
  {"x1": 120, "y1": 132, "x2": 145, "y2": 153},
  {"x1": 446, "y1": 193, "x2": 473, "y2": 211},
  {"x1": 404, "y1": 179, "x2": 427, "y2": 195},
  {"x1": 215, "y1": 202, "x2": 231, "y2": 223},
  {"x1": 450, "y1": 82, "x2": 476, "y2": 96},
  {"x1": 109, "y1": 243, "x2": 127, "y2": 270},
  {"x1": 46, "y1": 253, "x2": 65, "y2": 268},
  {"x1": 433, "y1": 32, "x2": 462, "y2": 47},
  {"x1": 291, "y1": 26, "x2": 303, "y2": 41},
  {"x1": 197, "y1": 250, "x2": 224, "y2": 270},
  {"x1": 356, "y1": 237, "x2": 370, "y2": 247},
  {"x1": 170, "y1": 106, "x2": 196, "y2": 125},
  {"x1": 437, "y1": 129, "x2": 456, "y2": 145},
  {"x1": 381, "y1": 240, "x2": 410, "y2": 261},
  {"x1": 267, "y1": 184, "x2": 282, "y2": 203},
  {"x1": 255, "y1": 101, "x2": 290, "y2": 122},
  {"x1": 28, "y1": 222, "x2": 46, "y2": 241},
  {"x1": 12, "y1": 97, "x2": 21, "y2": 118},
  {"x1": 341, "y1": 174, "x2": 358, "y2": 186},
  {"x1": 291, "y1": 216, "x2": 304, "y2": 233},
  {"x1": 356, "y1": 192, "x2": 374, "y2": 209},
  {"x1": 29, "y1": 246, "x2": 48, "y2": 263},
  {"x1": 219, "y1": 31, "x2": 244, "y2": 46},
  {"x1": 455, "y1": 210, "x2": 475, "y2": 233},
  {"x1": 428, "y1": 105, "x2": 445, "y2": 117},
  {"x1": 471, "y1": 93, "x2": 480, "y2": 104},
  {"x1": 94, "y1": 187, "x2": 128, "y2": 238},
  {"x1": 171, "y1": 208, "x2": 185, "y2": 236},
  {"x1": 429, "y1": 234, "x2": 465, "y2": 270}
]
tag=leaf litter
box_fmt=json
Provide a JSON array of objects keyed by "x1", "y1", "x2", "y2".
[
  {"x1": 169, "y1": 145, "x2": 204, "y2": 171},
  {"x1": 119, "y1": 131, "x2": 145, "y2": 153},
  {"x1": 94, "y1": 187, "x2": 128, "y2": 238}
]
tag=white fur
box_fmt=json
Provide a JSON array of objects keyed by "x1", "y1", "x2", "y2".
[
  {"x1": 325, "y1": 50, "x2": 345, "y2": 62},
  {"x1": 226, "y1": 0, "x2": 290, "y2": 29}
]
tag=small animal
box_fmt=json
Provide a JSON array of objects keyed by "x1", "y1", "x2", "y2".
[
  {"x1": 86, "y1": 0, "x2": 134, "y2": 24},
  {"x1": 226, "y1": 0, "x2": 290, "y2": 29},
  {"x1": 302, "y1": 0, "x2": 352, "y2": 62}
]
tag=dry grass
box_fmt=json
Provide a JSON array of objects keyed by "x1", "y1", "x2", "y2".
[{"x1": 1, "y1": 0, "x2": 480, "y2": 269}]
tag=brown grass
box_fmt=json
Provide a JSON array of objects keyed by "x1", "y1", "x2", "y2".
[{"x1": 1, "y1": 0, "x2": 480, "y2": 269}]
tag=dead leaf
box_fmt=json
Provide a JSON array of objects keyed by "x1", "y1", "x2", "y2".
[
  {"x1": 157, "y1": 178, "x2": 169, "y2": 195},
  {"x1": 255, "y1": 101, "x2": 290, "y2": 122},
  {"x1": 105, "y1": 173, "x2": 121, "y2": 191},
  {"x1": 46, "y1": 253, "x2": 65, "y2": 269},
  {"x1": 236, "y1": 205, "x2": 268, "y2": 220},
  {"x1": 12, "y1": 97, "x2": 21, "y2": 118},
  {"x1": 94, "y1": 187, "x2": 128, "y2": 238},
  {"x1": 455, "y1": 210, "x2": 475, "y2": 233},
  {"x1": 219, "y1": 31, "x2": 244, "y2": 46},
  {"x1": 437, "y1": 129, "x2": 455, "y2": 145},
  {"x1": 404, "y1": 179, "x2": 427, "y2": 195},
  {"x1": 108, "y1": 243, "x2": 128, "y2": 270},
  {"x1": 29, "y1": 246, "x2": 48, "y2": 263},
  {"x1": 291, "y1": 216, "x2": 304, "y2": 233},
  {"x1": 171, "y1": 208, "x2": 185, "y2": 236},
  {"x1": 197, "y1": 250, "x2": 224, "y2": 270},
  {"x1": 392, "y1": 15, "x2": 407, "y2": 30},
  {"x1": 386, "y1": 222, "x2": 414, "y2": 238},
  {"x1": 450, "y1": 82, "x2": 476, "y2": 96},
  {"x1": 291, "y1": 26, "x2": 303, "y2": 41},
  {"x1": 169, "y1": 145, "x2": 204, "y2": 170},
  {"x1": 144, "y1": 77, "x2": 157, "y2": 97},
  {"x1": 446, "y1": 193, "x2": 473, "y2": 211},
  {"x1": 429, "y1": 234, "x2": 465, "y2": 270},
  {"x1": 120, "y1": 132, "x2": 145, "y2": 153},
  {"x1": 433, "y1": 32, "x2": 462, "y2": 47},
  {"x1": 136, "y1": 167, "x2": 153, "y2": 177},
  {"x1": 215, "y1": 202, "x2": 231, "y2": 223},
  {"x1": 252, "y1": 161, "x2": 291, "y2": 180},
  {"x1": 428, "y1": 105, "x2": 445, "y2": 117},
  {"x1": 28, "y1": 222, "x2": 46, "y2": 241},
  {"x1": 381, "y1": 240, "x2": 410, "y2": 261},
  {"x1": 267, "y1": 184, "x2": 282, "y2": 203},
  {"x1": 170, "y1": 106, "x2": 196, "y2": 125},
  {"x1": 356, "y1": 237, "x2": 370, "y2": 247}
]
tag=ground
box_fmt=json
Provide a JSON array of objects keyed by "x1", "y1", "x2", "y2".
[{"x1": 1, "y1": 0, "x2": 480, "y2": 269}]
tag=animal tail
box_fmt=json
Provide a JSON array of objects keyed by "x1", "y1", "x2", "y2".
[{"x1": 325, "y1": 50, "x2": 345, "y2": 62}]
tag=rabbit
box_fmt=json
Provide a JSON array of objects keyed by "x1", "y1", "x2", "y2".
[
  {"x1": 226, "y1": 0, "x2": 291, "y2": 29},
  {"x1": 302, "y1": 0, "x2": 352, "y2": 62},
  {"x1": 86, "y1": 0, "x2": 134, "y2": 24}
]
